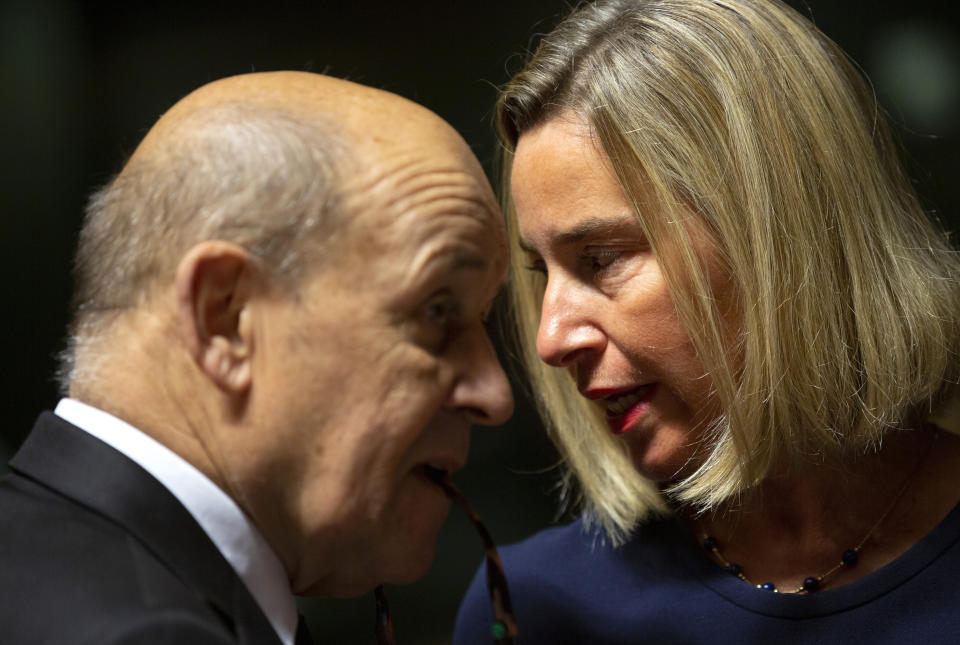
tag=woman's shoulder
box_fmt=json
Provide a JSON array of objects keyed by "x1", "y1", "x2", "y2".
[
  {"x1": 452, "y1": 514, "x2": 688, "y2": 645},
  {"x1": 472, "y1": 512, "x2": 687, "y2": 591},
  {"x1": 460, "y1": 518, "x2": 604, "y2": 601},
  {"x1": 500, "y1": 518, "x2": 598, "y2": 562},
  {"x1": 452, "y1": 519, "x2": 599, "y2": 645}
]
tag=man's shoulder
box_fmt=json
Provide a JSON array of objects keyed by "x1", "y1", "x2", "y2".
[{"x1": 0, "y1": 471, "x2": 233, "y2": 644}]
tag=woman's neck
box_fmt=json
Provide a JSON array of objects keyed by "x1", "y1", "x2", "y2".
[{"x1": 682, "y1": 425, "x2": 960, "y2": 593}]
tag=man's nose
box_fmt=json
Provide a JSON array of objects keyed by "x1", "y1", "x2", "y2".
[
  {"x1": 448, "y1": 327, "x2": 514, "y2": 425},
  {"x1": 536, "y1": 277, "x2": 605, "y2": 368}
]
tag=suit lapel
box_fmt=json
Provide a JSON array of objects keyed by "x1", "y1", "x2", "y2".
[
  {"x1": 295, "y1": 613, "x2": 315, "y2": 645},
  {"x1": 10, "y1": 412, "x2": 283, "y2": 645}
]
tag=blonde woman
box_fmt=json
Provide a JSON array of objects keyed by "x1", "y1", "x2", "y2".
[{"x1": 454, "y1": 0, "x2": 960, "y2": 642}]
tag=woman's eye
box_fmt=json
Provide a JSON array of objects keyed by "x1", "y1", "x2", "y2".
[{"x1": 583, "y1": 248, "x2": 622, "y2": 273}]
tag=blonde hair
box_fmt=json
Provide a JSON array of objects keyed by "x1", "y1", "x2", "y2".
[{"x1": 497, "y1": 0, "x2": 960, "y2": 542}]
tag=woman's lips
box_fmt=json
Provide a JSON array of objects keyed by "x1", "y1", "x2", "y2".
[{"x1": 600, "y1": 384, "x2": 657, "y2": 435}]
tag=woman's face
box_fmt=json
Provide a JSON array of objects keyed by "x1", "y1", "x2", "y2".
[{"x1": 511, "y1": 116, "x2": 730, "y2": 483}]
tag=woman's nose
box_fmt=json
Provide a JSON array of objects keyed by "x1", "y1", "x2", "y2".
[{"x1": 536, "y1": 278, "x2": 605, "y2": 368}]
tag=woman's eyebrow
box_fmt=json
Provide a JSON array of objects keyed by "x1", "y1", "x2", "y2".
[{"x1": 518, "y1": 215, "x2": 640, "y2": 252}]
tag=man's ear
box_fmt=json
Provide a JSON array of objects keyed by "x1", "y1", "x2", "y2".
[{"x1": 175, "y1": 241, "x2": 257, "y2": 393}]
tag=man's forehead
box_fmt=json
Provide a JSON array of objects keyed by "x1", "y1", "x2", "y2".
[
  {"x1": 334, "y1": 161, "x2": 507, "y2": 285},
  {"x1": 346, "y1": 202, "x2": 503, "y2": 263},
  {"x1": 339, "y1": 135, "x2": 498, "y2": 225}
]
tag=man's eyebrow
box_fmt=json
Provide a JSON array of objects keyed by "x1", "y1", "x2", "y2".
[
  {"x1": 421, "y1": 250, "x2": 487, "y2": 277},
  {"x1": 518, "y1": 215, "x2": 640, "y2": 252},
  {"x1": 399, "y1": 250, "x2": 491, "y2": 300},
  {"x1": 448, "y1": 252, "x2": 488, "y2": 272}
]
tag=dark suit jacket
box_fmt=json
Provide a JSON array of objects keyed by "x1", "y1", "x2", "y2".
[{"x1": 0, "y1": 412, "x2": 287, "y2": 644}]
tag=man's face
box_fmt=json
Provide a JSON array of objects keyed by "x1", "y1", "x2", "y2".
[{"x1": 233, "y1": 140, "x2": 514, "y2": 596}]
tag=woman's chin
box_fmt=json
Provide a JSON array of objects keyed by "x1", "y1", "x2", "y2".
[{"x1": 631, "y1": 447, "x2": 701, "y2": 485}]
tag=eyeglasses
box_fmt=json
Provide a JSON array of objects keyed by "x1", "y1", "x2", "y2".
[{"x1": 373, "y1": 466, "x2": 519, "y2": 645}]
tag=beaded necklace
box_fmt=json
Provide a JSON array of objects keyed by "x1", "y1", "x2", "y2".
[{"x1": 701, "y1": 430, "x2": 937, "y2": 594}]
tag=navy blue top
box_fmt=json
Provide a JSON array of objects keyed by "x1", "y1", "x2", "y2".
[{"x1": 453, "y1": 504, "x2": 960, "y2": 644}]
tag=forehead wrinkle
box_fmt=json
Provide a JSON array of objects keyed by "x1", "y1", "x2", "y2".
[
  {"x1": 385, "y1": 176, "x2": 495, "y2": 229},
  {"x1": 340, "y1": 147, "x2": 507, "y2": 298},
  {"x1": 351, "y1": 150, "x2": 496, "y2": 220},
  {"x1": 391, "y1": 217, "x2": 496, "y2": 293}
]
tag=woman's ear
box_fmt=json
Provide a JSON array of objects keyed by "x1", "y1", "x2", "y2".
[{"x1": 175, "y1": 241, "x2": 256, "y2": 393}]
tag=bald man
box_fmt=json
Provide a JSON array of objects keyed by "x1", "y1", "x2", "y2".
[{"x1": 0, "y1": 72, "x2": 513, "y2": 645}]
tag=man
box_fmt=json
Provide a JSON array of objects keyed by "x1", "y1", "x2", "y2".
[{"x1": 0, "y1": 71, "x2": 513, "y2": 644}]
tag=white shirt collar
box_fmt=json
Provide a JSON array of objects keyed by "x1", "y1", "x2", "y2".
[{"x1": 54, "y1": 398, "x2": 298, "y2": 645}]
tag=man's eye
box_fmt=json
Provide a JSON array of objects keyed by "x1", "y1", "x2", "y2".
[
  {"x1": 417, "y1": 294, "x2": 463, "y2": 354},
  {"x1": 423, "y1": 292, "x2": 463, "y2": 330},
  {"x1": 482, "y1": 307, "x2": 499, "y2": 337},
  {"x1": 424, "y1": 296, "x2": 461, "y2": 326},
  {"x1": 523, "y1": 257, "x2": 547, "y2": 276}
]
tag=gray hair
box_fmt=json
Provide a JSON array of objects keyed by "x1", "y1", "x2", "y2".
[{"x1": 59, "y1": 101, "x2": 344, "y2": 392}]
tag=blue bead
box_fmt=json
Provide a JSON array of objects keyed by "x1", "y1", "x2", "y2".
[
  {"x1": 802, "y1": 577, "x2": 820, "y2": 592},
  {"x1": 760, "y1": 582, "x2": 776, "y2": 591},
  {"x1": 725, "y1": 563, "x2": 742, "y2": 576},
  {"x1": 703, "y1": 536, "x2": 718, "y2": 551},
  {"x1": 842, "y1": 549, "x2": 858, "y2": 566}
]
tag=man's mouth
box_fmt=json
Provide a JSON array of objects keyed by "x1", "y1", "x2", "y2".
[
  {"x1": 418, "y1": 461, "x2": 464, "y2": 490},
  {"x1": 422, "y1": 464, "x2": 449, "y2": 483}
]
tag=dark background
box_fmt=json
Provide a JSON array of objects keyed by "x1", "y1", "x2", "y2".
[{"x1": 2, "y1": 1, "x2": 957, "y2": 643}]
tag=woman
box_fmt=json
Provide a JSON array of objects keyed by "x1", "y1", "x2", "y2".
[{"x1": 454, "y1": 0, "x2": 960, "y2": 642}]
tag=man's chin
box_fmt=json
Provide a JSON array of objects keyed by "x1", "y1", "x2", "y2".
[
  {"x1": 297, "y1": 540, "x2": 438, "y2": 599},
  {"x1": 376, "y1": 537, "x2": 439, "y2": 587}
]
